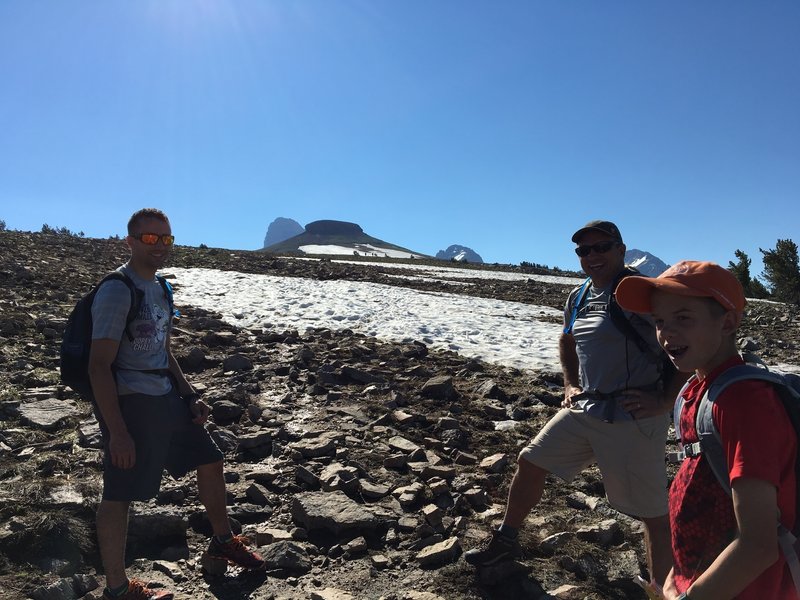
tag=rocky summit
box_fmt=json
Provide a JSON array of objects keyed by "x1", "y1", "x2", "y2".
[{"x1": 1, "y1": 230, "x2": 798, "y2": 600}]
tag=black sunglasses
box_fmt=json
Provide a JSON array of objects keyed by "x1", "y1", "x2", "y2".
[
  {"x1": 575, "y1": 240, "x2": 619, "y2": 257},
  {"x1": 133, "y1": 233, "x2": 175, "y2": 246}
]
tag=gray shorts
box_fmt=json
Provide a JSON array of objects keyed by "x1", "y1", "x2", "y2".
[
  {"x1": 96, "y1": 388, "x2": 224, "y2": 502},
  {"x1": 519, "y1": 408, "x2": 669, "y2": 518}
]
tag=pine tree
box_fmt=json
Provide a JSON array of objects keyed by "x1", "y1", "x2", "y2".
[
  {"x1": 760, "y1": 239, "x2": 800, "y2": 304},
  {"x1": 728, "y1": 250, "x2": 769, "y2": 299}
]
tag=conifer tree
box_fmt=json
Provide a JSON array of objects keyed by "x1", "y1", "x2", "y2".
[
  {"x1": 760, "y1": 239, "x2": 800, "y2": 304},
  {"x1": 728, "y1": 250, "x2": 769, "y2": 299}
]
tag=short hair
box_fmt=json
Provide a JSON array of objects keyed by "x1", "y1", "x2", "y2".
[{"x1": 127, "y1": 209, "x2": 170, "y2": 235}]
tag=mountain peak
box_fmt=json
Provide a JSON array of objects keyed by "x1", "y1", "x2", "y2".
[
  {"x1": 263, "y1": 218, "x2": 304, "y2": 248},
  {"x1": 436, "y1": 245, "x2": 484, "y2": 264},
  {"x1": 625, "y1": 249, "x2": 669, "y2": 277}
]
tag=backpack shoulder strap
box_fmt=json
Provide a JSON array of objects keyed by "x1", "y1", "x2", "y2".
[
  {"x1": 563, "y1": 277, "x2": 591, "y2": 335},
  {"x1": 608, "y1": 267, "x2": 661, "y2": 364},
  {"x1": 698, "y1": 363, "x2": 800, "y2": 595},
  {"x1": 96, "y1": 271, "x2": 141, "y2": 342},
  {"x1": 156, "y1": 275, "x2": 175, "y2": 317},
  {"x1": 673, "y1": 374, "x2": 697, "y2": 441},
  {"x1": 697, "y1": 364, "x2": 788, "y2": 495}
]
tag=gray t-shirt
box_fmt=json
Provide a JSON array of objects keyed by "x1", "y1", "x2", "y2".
[
  {"x1": 91, "y1": 264, "x2": 173, "y2": 396},
  {"x1": 564, "y1": 280, "x2": 663, "y2": 421}
]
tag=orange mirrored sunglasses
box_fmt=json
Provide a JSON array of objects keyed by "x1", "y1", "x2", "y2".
[{"x1": 133, "y1": 233, "x2": 175, "y2": 246}]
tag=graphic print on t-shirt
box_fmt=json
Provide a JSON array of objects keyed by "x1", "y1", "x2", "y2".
[{"x1": 132, "y1": 301, "x2": 170, "y2": 352}]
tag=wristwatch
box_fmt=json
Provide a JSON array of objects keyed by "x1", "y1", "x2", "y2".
[{"x1": 183, "y1": 391, "x2": 200, "y2": 403}]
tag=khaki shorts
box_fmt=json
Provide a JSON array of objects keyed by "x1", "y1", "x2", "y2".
[{"x1": 519, "y1": 408, "x2": 669, "y2": 518}]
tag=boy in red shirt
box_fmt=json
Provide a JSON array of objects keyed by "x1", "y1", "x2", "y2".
[{"x1": 616, "y1": 261, "x2": 797, "y2": 600}]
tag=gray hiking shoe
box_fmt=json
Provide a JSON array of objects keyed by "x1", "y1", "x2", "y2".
[{"x1": 464, "y1": 530, "x2": 521, "y2": 566}]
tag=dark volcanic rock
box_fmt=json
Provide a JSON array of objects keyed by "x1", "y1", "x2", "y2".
[
  {"x1": 0, "y1": 230, "x2": 797, "y2": 600},
  {"x1": 304, "y1": 220, "x2": 363, "y2": 236}
]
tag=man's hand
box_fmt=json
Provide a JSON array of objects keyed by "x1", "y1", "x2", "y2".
[
  {"x1": 109, "y1": 430, "x2": 136, "y2": 469},
  {"x1": 189, "y1": 398, "x2": 211, "y2": 425},
  {"x1": 619, "y1": 389, "x2": 671, "y2": 419},
  {"x1": 562, "y1": 384, "x2": 584, "y2": 408}
]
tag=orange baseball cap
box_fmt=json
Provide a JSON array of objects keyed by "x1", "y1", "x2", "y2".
[{"x1": 615, "y1": 260, "x2": 746, "y2": 315}]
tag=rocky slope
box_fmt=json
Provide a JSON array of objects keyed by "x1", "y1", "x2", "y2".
[{"x1": 1, "y1": 231, "x2": 798, "y2": 600}]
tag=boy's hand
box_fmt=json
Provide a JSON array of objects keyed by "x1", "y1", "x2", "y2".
[{"x1": 619, "y1": 389, "x2": 669, "y2": 418}]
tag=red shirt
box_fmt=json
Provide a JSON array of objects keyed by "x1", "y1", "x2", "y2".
[{"x1": 670, "y1": 356, "x2": 797, "y2": 599}]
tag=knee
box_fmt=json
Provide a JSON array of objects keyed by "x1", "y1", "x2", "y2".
[
  {"x1": 516, "y1": 457, "x2": 548, "y2": 482},
  {"x1": 641, "y1": 514, "x2": 670, "y2": 535},
  {"x1": 197, "y1": 459, "x2": 224, "y2": 474}
]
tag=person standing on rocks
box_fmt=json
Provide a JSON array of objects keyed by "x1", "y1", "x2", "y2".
[
  {"x1": 616, "y1": 262, "x2": 797, "y2": 599},
  {"x1": 89, "y1": 208, "x2": 264, "y2": 600},
  {"x1": 465, "y1": 220, "x2": 683, "y2": 589}
]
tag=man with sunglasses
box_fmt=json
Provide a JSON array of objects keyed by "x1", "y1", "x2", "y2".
[
  {"x1": 466, "y1": 220, "x2": 682, "y2": 593},
  {"x1": 89, "y1": 209, "x2": 264, "y2": 600}
]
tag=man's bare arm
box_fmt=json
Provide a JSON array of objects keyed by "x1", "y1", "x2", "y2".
[
  {"x1": 559, "y1": 332, "x2": 582, "y2": 407},
  {"x1": 88, "y1": 338, "x2": 136, "y2": 469}
]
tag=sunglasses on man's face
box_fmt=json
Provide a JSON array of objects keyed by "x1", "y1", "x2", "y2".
[
  {"x1": 133, "y1": 233, "x2": 175, "y2": 246},
  {"x1": 574, "y1": 240, "x2": 619, "y2": 257}
]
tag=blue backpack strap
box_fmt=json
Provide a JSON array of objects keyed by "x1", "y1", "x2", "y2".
[
  {"x1": 156, "y1": 275, "x2": 177, "y2": 318},
  {"x1": 563, "y1": 277, "x2": 591, "y2": 335}
]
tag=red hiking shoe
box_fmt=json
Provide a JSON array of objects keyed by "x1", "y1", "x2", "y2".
[
  {"x1": 102, "y1": 579, "x2": 174, "y2": 600},
  {"x1": 206, "y1": 534, "x2": 266, "y2": 570}
]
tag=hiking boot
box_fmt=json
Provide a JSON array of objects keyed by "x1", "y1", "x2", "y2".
[
  {"x1": 206, "y1": 534, "x2": 266, "y2": 570},
  {"x1": 102, "y1": 579, "x2": 173, "y2": 600},
  {"x1": 463, "y1": 530, "x2": 521, "y2": 566}
]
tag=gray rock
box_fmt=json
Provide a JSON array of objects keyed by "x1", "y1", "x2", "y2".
[
  {"x1": 359, "y1": 480, "x2": 391, "y2": 499},
  {"x1": 480, "y1": 453, "x2": 510, "y2": 473},
  {"x1": 421, "y1": 376, "x2": 457, "y2": 400},
  {"x1": 245, "y1": 483, "x2": 273, "y2": 506},
  {"x1": 261, "y1": 540, "x2": 312, "y2": 572},
  {"x1": 476, "y1": 379, "x2": 508, "y2": 402},
  {"x1": 76, "y1": 417, "x2": 103, "y2": 448},
  {"x1": 310, "y1": 589, "x2": 355, "y2": 600},
  {"x1": 29, "y1": 578, "x2": 76, "y2": 600},
  {"x1": 18, "y1": 399, "x2": 81, "y2": 430},
  {"x1": 387, "y1": 435, "x2": 421, "y2": 454},
  {"x1": 415, "y1": 536, "x2": 460, "y2": 567},
  {"x1": 291, "y1": 491, "x2": 382, "y2": 535},
  {"x1": 291, "y1": 435, "x2": 337, "y2": 458},
  {"x1": 341, "y1": 366, "x2": 386, "y2": 384},
  {"x1": 211, "y1": 400, "x2": 243, "y2": 423},
  {"x1": 576, "y1": 518, "x2": 621, "y2": 546},
  {"x1": 222, "y1": 353, "x2": 253, "y2": 371}
]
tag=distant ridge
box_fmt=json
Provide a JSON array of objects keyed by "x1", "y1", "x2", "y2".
[{"x1": 263, "y1": 219, "x2": 427, "y2": 259}]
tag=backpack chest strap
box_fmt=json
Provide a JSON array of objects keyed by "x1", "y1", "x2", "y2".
[{"x1": 667, "y1": 442, "x2": 703, "y2": 463}]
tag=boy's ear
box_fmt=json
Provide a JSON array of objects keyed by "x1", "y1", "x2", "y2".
[{"x1": 720, "y1": 309, "x2": 740, "y2": 336}]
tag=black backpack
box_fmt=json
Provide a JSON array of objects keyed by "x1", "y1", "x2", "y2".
[{"x1": 60, "y1": 271, "x2": 174, "y2": 399}]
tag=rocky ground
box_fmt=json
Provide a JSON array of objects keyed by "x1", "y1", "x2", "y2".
[{"x1": 1, "y1": 231, "x2": 798, "y2": 600}]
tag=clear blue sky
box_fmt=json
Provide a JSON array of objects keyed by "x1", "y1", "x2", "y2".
[{"x1": 1, "y1": 1, "x2": 798, "y2": 277}]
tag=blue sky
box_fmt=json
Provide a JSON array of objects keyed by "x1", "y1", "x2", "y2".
[{"x1": 1, "y1": 1, "x2": 798, "y2": 277}]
